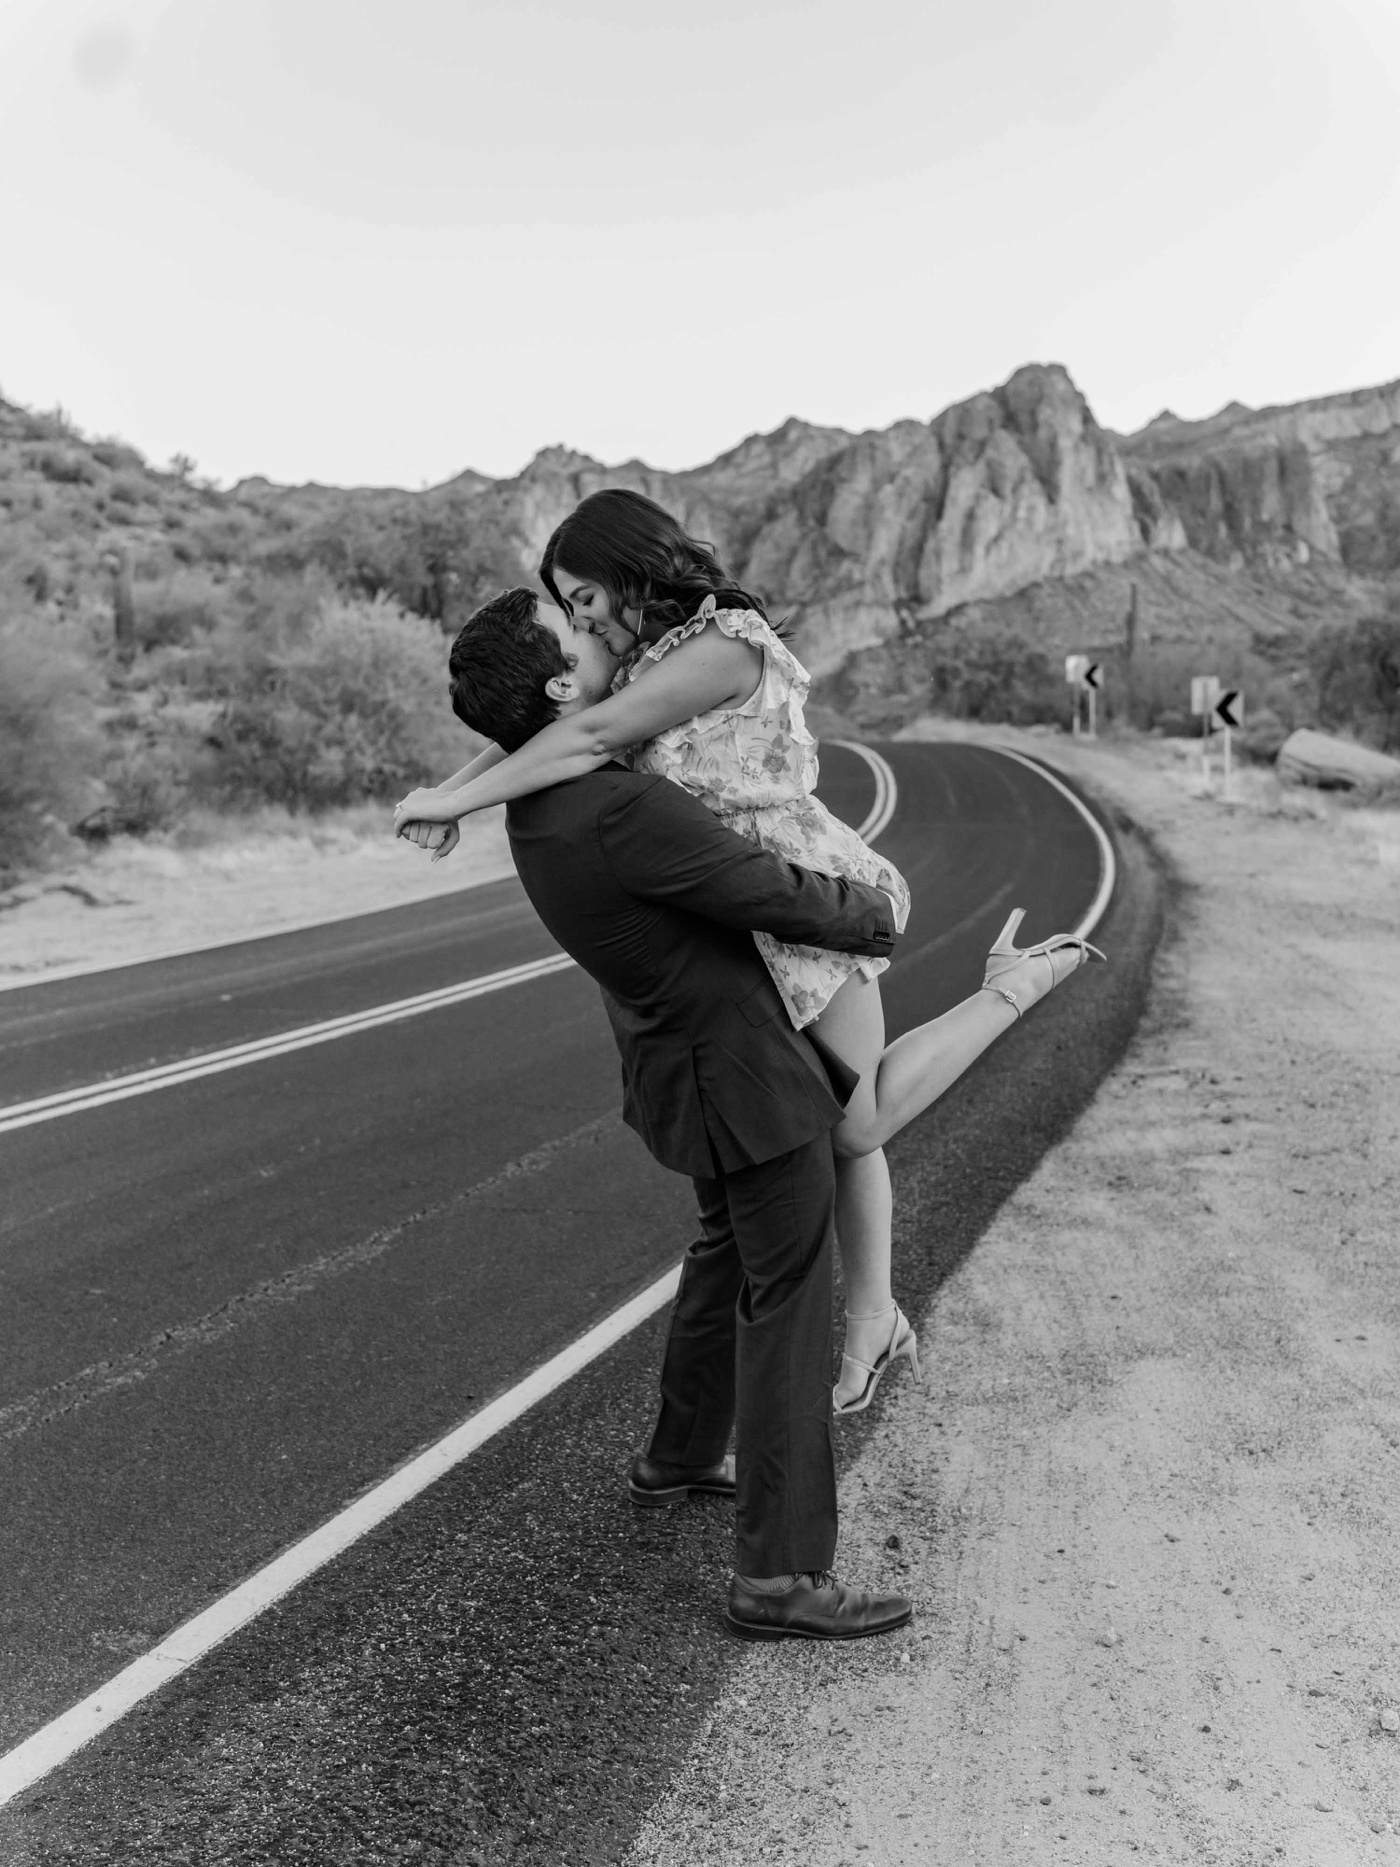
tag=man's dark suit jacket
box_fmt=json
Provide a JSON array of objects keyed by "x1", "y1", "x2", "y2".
[{"x1": 506, "y1": 764, "x2": 898, "y2": 1177}]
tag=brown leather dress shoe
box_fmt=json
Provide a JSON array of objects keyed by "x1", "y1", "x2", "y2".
[
  {"x1": 628, "y1": 1450, "x2": 737, "y2": 1508},
  {"x1": 724, "y1": 1570, "x2": 913, "y2": 1641}
]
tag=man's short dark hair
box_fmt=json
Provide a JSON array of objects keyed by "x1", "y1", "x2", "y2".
[{"x1": 448, "y1": 587, "x2": 572, "y2": 753}]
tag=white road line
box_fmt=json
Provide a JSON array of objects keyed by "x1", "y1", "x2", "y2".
[
  {"x1": 982, "y1": 747, "x2": 1117, "y2": 940},
  {"x1": 0, "y1": 1260, "x2": 683, "y2": 1808},
  {"x1": 0, "y1": 954, "x2": 577, "y2": 1137},
  {"x1": 829, "y1": 740, "x2": 898, "y2": 843}
]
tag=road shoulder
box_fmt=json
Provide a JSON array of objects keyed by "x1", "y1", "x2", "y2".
[
  {"x1": 626, "y1": 727, "x2": 1400, "y2": 1866},
  {"x1": 0, "y1": 807, "x2": 513, "y2": 983}
]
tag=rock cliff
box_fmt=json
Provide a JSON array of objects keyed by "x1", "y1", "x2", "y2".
[
  {"x1": 1117, "y1": 379, "x2": 1400, "y2": 578},
  {"x1": 362, "y1": 362, "x2": 1399, "y2": 681},
  {"x1": 371, "y1": 364, "x2": 1183, "y2": 676},
  {"x1": 9, "y1": 360, "x2": 1395, "y2": 709}
]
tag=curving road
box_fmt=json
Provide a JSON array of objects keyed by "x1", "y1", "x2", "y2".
[{"x1": 0, "y1": 740, "x2": 1126, "y2": 1860}]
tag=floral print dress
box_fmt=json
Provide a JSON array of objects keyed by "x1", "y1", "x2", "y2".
[{"x1": 622, "y1": 595, "x2": 911, "y2": 1029}]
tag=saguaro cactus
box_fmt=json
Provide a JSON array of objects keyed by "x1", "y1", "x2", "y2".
[{"x1": 102, "y1": 546, "x2": 137, "y2": 663}]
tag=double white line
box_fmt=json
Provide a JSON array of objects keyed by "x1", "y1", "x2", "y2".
[
  {"x1": 1, "y1": 749, "x2": 900, "y2": 1142},
  {"x1": 0, "y1": 955, "x2": 577, "y2": 1138},
  {"x1": 834, "y1": 740, "x2": 898, "y2": 844}
]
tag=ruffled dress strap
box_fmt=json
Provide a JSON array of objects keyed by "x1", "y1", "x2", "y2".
[{"x1": 634, "y1": 596, "x2": 809, "y2": 710}]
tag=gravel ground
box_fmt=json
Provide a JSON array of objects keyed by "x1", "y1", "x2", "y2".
[
  {"x1": 0, "y1": 806, "x2": 513, "y2": 981},
  {"x1": 625, "y1": 726, "x2": 1400, "y2": 1867}
]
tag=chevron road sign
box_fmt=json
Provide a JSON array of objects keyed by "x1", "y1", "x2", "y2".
[
  {"x1": 1066, "y1": 656, "x2": 1102, "y2": 737},
  {"x1": 1065, "y1": 656, "x2": 1102, "y2": 690},
  {"x1": 1204, "y1": 689, "x2": 1245, "y2": 796}
]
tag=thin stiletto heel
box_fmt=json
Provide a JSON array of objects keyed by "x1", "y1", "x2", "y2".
[
  {"x1": 982, "y1": 907, "x2": 1106, "y2": 1017},
  {"x1": 833, "y1": 1305, "x2": 922, "y2": 1417}
]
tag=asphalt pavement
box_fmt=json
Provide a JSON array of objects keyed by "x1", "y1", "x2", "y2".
[{"x1": 0, "y1": 741, "x2": 1151, "y2": 1866}]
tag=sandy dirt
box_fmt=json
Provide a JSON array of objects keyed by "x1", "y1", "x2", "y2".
[
  {"x1": 0, "y1": 806, "x2": 513, "y2": 982},
  {"x1": 624, "y1": 726, "x2": 1400, "y2": 1867}
]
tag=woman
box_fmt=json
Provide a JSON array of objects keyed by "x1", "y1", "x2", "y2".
[{"x1": 395, "y1": 490, "x2": 1101, "y2": 1412}]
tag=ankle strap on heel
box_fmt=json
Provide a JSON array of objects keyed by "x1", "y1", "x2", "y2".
[{"x1": 983, "y1": 983, "x2": 1021, "y2": 1018}]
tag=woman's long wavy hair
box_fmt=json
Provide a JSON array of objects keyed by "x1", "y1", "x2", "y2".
[{"x1": 539, "y1": 488, "x2": 777, "y2": 648}]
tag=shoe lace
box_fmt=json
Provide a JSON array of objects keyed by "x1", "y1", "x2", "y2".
[{"x1": 806, "y1": 1569, "x2": 838, "y2": 1591}]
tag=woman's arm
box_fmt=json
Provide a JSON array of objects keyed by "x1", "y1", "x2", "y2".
[
  {"x1": 395, "y1": 741, "x2": 509, "y2": 855},
  {"x1": 435, "y1": 741, "x2": 509, "y2": 792},
  {"x1": 393, "y1": 629, "x2": 761, "y2": 828}
]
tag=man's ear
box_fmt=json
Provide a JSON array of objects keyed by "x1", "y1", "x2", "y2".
[{"x1": 543, "y1": 671, "x2": 574, "y2": 705}]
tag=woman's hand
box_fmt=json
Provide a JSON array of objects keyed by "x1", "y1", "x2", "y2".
[{"x1": 394, "y1": 787, "x2": 461, "y2": 833}]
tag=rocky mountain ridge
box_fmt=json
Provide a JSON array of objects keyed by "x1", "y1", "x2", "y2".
[
  {"x1": 4, "y1": 362, "x2": 1397, "y2": 698},
  {"x1": 295, "y1": 360, "x2": 1398, "y2": 680}
]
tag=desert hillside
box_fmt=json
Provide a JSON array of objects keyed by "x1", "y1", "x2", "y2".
[{"x1": 1, "y1": 363, "x2": 1397, "y2": 870}]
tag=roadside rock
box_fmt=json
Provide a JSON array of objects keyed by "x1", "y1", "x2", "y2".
[{"x1": 1276, "y1": 727, "x2": 1400, "y2": 792}]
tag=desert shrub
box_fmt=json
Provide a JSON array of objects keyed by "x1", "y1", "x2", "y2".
[
  {"x1": 1125, "y1": 641, "x2": 1306, "y2": 739},
  {"x1": 185, "y1": 509, "x2": 259, "y2": 566},
  {"x1": 134, "y1": 568, "x2": 232, "y2": 649},
  {"x1": 0, "y1": 617, "x2": 104, "y2": 869},
  {"x1": 108, "y1": 474, "x2": 146, "y2": 507},
  {"x1": 91, "y1": 440, "x2": 146, "y2": 472},
  {"x1": 1245, "y1": 708, "x2": 1295, "y2": 760},
  {"x1": 29, "y1": 446, "x2": 96, "y2": 486},
  {"x1": 1311, "y1": 608, "x2": 1400, "y2": 753},
  {"x1": 923, "y1": 630, "x2": 1065, "y2": 725},
  {"x1": 19, "y1": 407, "x2": 80, "y2": 443},
  {"x1": 196, "y1": 588, "x2": 473, "y2": 809},
  {"x1": 99, "y1": 739, "x2": 191, "y2": 836},
  {"x1": 294, "y1": 504, "x2": 523, "y2": 625}
]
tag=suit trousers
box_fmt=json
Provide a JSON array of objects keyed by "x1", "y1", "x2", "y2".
[{"x1": 646, "y1": 1133, "x2": 839, "y2": 1577}]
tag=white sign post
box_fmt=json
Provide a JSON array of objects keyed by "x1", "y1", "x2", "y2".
[
  {"x1": 1190, "y1": 675, "x2": 1222, "y2": 784},
  {"x1": 1066, "y1": 655, "x2": 1087, "y2": 736},
  {"x1": 1065, "y1": 655, "x2": 1102, "y2": 738},
  {"x1": 1212, "y1": 689, "x2": 1245, "y2": 798}
]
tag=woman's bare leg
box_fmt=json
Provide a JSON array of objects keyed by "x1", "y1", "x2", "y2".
[
  {"x1": 831, "y1": 1147, "x2": 900, "y2": 1407},
  {"x1": 834, "y1": 1148, "x2": 894, "y2": 1315},
  {"x1": 816, "y1": 947, "x2": 1085, "y2": 1163},
  {"x1": 816, "y1": 949, "x2": 1086, "y2": 1407},
  {"x1": 811, "y1": 980, "x2": 902, "y2": 1405}
]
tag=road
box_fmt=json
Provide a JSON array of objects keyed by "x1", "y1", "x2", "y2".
[{"x1": 0, "y1": 740, "x2": 1131, "y2": 1865}]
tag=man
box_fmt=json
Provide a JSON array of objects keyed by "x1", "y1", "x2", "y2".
[{"x1": 399, "y1": 588, "x2": 910, "y2": 1640}]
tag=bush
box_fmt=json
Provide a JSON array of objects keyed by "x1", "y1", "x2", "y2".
[
  {"x1": 134, "y1": 568, "x2": 231, "y2": 649},
  {"x1": 1311, "y1": 608, "x2": 1400, "y2": 753},
  {"x1": 923, "y1": 630, "x2": 1066, "y2": 725},
  {"x1": 108, "y1": 474, "x2": 146, "y2": 508},
  {"x1": 0, "y1": 618, "x2": 104, "y2": 870},
  {"x1": 197, "y1": 589, "x2": 475, "y2": 809},
  {"x1": 30, "y1": 446, "x2": 96, "y2": 486},
  {"x1": 91, "y1": 439, "x2": 146, "y2": 472}
]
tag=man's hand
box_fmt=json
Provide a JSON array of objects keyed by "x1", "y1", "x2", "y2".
[{"x1": 399, "y1": 820, "x2": 459, "y2": 862}]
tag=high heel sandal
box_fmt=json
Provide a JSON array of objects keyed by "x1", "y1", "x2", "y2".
[
  {"x1": 982, "y1": 907, "x2": 1106, "y2": 1018},
  {"x1": 833, "y1": 1304, "x2": 922, "y2": 1417}
]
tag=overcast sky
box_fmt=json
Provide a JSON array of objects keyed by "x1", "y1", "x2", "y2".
[{"x1": 2, "y1": 0, "x2": 1396, "y2": 489}]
